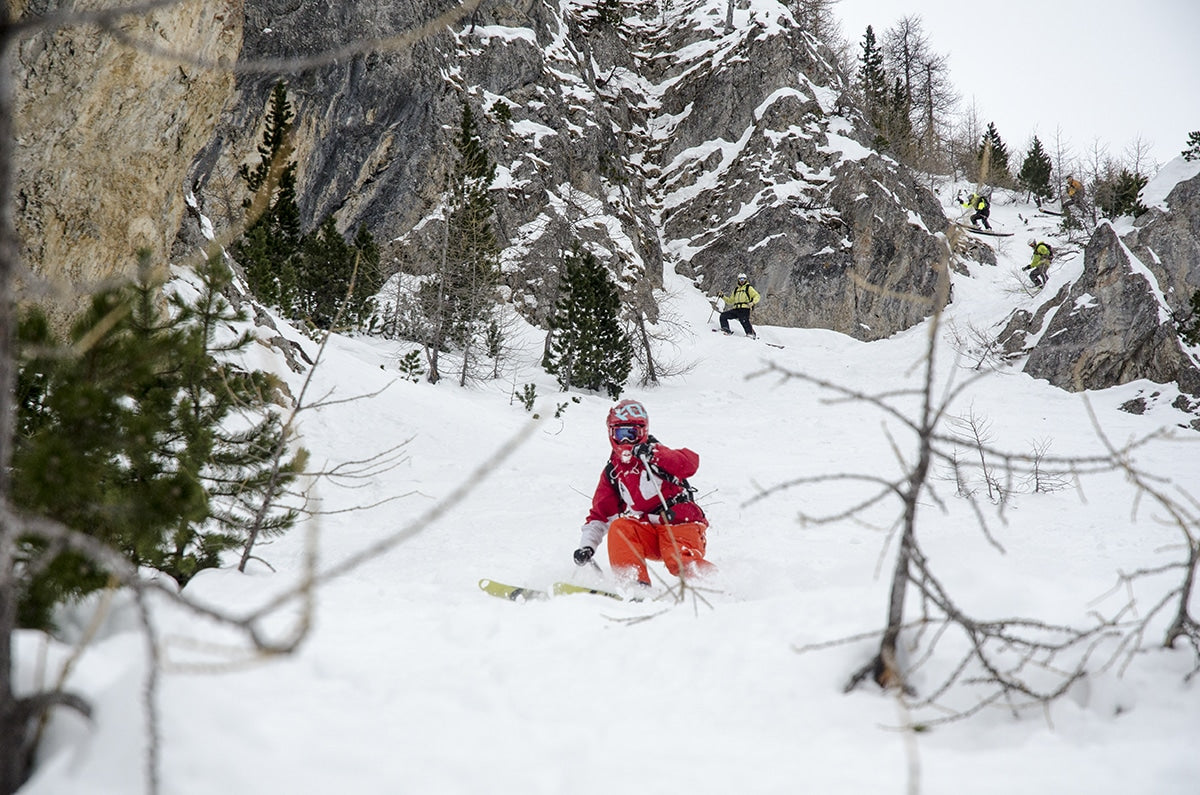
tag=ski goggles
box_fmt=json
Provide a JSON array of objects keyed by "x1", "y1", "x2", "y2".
[{"x1": 611, "y1": 425, "x2": 643, "y2": 444}]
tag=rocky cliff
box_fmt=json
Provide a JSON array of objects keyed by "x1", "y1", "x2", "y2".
[
  {"x1": 12, "y1": 0, "x2": 949, "y2": 340},
  {"x1": 12, "y1": 0, "x2": 242, "y2": 321}
]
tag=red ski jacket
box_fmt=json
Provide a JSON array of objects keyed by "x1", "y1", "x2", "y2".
[{"x1": 585, "y1": 444, "x2": 706, "y2": 527}]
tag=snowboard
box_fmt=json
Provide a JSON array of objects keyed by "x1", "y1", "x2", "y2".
[{"x1": 478, "y1": 578, "x2": 623, "y2": 602}]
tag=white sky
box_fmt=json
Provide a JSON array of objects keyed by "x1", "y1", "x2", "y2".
[{"x1": 834, "y1": 0, "x2": 1200, "y2": 170}]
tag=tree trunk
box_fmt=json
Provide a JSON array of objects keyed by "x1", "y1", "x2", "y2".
[
  {"x1": 1, "y1": 17, "x2": 26, "y2": 791},
  {"x1": 636, "y1": 312, "x2": 657, "y2": 385}
]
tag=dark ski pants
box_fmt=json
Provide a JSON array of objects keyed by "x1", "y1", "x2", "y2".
[
  {"x1": 971, "y1": 210, "x2": 991, "y2": 230},
  {"x1": 720, "y1": 307, "x2": 755, "y2": 335}
]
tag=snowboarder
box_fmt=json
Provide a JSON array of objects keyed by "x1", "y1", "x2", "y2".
[
  {"x1": 962, "y1": 191, "x2": 992, "y2": 230},
  {"x1": 717, "y1": 272, "x2": 760, "y2": 338},
  {"x1": 1024, "y1": 239, "x2": 1053, "y2": 287},
  {"x1": 573, "y1": 399, "x2": 715, "y2": 587},
  {"x1": 1061, "y1": 175, "x2": 1084, "y2": 211}
]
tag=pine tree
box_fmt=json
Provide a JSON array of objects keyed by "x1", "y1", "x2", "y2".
[
  {"x1": 169, "y1": 254, "x2": 304, "y2": 576},
  {"x1": 977, "y1": 122, "x2": 1011, "y2": 183},
  {"x1": 543, "y1": 245, "x2": 632, "y2": 398},
  {"x1": 12, "y1": 253, "x2": 302, "y2": 627},
  {"x1": 234, "y1": 81, "x2": 302, "y2": 310},
  {"x1": 421, "y1": 103, "x2": 501, "y2": 385},
  {"x1": 1094, "y1": 168, "x2": 1148, "y2": 219},
  {"x1": 296, "y1": 215, "x2": 380, "y2": 330},
  {"x1": 857, "y1": 26, "x2": 889, "y2": 146},
  {"x1": 1183, "y1": 131, "x2": 1200, "y2": 162},
  {"x1": 884, "y1": 76, "x2": 913, "y2": 156},
  {"x1": 1018, "y1": 136, "x2": 1054, "y2": 202}
]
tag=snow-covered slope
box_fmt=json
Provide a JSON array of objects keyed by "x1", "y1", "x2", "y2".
[{"x1": 17, "y1": 188, "x2": 1200, "y2": 794}]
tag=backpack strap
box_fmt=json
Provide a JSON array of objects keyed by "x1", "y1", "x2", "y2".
[{"x1": 604, "y1": 459, "x2": 624, "y2": 511}]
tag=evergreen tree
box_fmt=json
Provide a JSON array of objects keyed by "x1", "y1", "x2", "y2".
[
  {"x1": 1094, "y1": 168, "x2": 1148, "y2": 219},
  {"x1": 543, "y1": 245, "x2": 632, "y2": 398},
  {"x1": 296, "y1": 215, "x2": 381, "y2": 330},
  {"x1": 12, "y1": 254, "x2": 302, "y2": 627},
  {"x1": 857, "y1": 26, "x2": 889, "y2": 146},
  {"x1": 1183, "y1": 131, "x2": 1200, "y2": 162},
  {"x1": 1018, "y1": 136, "x2": 1054, "y2": 202},
  {"x1": 169, "y1": 255, "x2": 304, "y2": 573},
  {"x1": 234, "y1": 83, "x2": 380, "y2": 333},
  {"x1": 977, "y1": 122, "x2": 1011, "y2": 183},
  {"x1": 421, "y1": 103, "x2": 501, "y2": 385},
  {"x1": 595, "y1": 0, "x2": 621, "y2": 26},
  {"x1": 884, "y1": 76, "x2": 914, "y2": 156},
  {"x1": 234, "y1": 81, "x2": 302, "y2": 310}
]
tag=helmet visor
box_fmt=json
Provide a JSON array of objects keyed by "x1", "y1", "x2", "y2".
[{"x1": 611, "y1": 425, "x2": 642, "y2": 444}]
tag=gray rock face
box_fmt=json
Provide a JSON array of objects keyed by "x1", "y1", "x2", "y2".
[
  {"x1": 645, "y1": 15, "x2": 945, "y2": 339},
  {"x1": 1122, "y1": 171, "x2": 1200, "y2": 317},
  {"x1": 16, "y1": 0, "x2": 949, "y2": 341},
  {"x1": 12, "y1": 0, "x2": 241, "y2": 323},
  {"x1": 181, "y1": 0, "x2": 945, "y2": 336}
]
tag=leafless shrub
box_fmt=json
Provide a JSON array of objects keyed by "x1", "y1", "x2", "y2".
[{"x1": 946, "y1": 319, "x2": 1009, "y2": 372}]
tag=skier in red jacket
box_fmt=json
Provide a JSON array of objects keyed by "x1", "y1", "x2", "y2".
[{"x1": 573, "y1": 399, "x2": 715, "y2": 586}]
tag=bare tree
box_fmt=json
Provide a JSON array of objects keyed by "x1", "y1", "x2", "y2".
[
  {"x1": 911, "y1": 49, "x2": 958, "y2": 172},
  {"x1": 1124, "y1": 133, "x2": 1157, "y2": 177},
  {"x1": 949, "y1": 99, "x2": 985, "y2": 180},
  {"x1": 882, "y1": 15, "x2": 927, "y2": 115},
  {"x1": 627, "y1": 284, "x2": 697, "y2": 387},
  {"x1": 792, "y1": 0, "x2": 845, "y2": 52},
  {"x1": 881, "y1": 12, "x2": 958, "y2": 173}
]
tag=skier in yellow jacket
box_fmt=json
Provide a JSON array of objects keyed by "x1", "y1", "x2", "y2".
[
  {"x1": 962, "y1": 191, "x2": 992, "y2": 230},
  {"x1": 718, "y1": 273, "x2": 761, "y2": 338},
  {"x1": 1024, "y1": 239, "x2": 1053, "y2": 288}
]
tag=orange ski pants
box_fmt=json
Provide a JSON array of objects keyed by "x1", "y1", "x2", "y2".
[{"x1": 607, "y1": 517, "x2": 715, "y2": 585}]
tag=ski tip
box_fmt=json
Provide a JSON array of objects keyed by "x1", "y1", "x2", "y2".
[{"x1": 552, "y1": 582, "x2": 623, "y2": 600}]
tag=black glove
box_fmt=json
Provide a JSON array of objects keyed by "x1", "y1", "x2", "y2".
[
  {"x1": 573, "y1": 546, "x2": 595, "y2": 566},
  {"x1": 632, "y1": 441, "x2": 655, "y2": 461}
]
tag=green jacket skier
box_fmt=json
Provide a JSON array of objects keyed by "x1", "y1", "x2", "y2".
[
  {"x1": 962, "y1": 192, "x2": 992, "y2": 230},
  {"x1": 1024, "y1": 239, "x2": 1053, "y2": 287},
  {"x1": 718, "y1": 273, "x2": 760, "y2": 337}
]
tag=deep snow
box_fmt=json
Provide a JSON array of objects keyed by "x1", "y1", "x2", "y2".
[{"x1": 14, "y1": 160, "x2": 1200, "y2": 794}]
